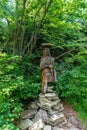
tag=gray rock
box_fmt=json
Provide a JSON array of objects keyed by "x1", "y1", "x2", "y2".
[
  {"x1": 46, "y1": 89, "x2": 54, "y2": 93},
  {"x1": 48, "y1": 113, "x2": 65, "y2": 126},
  {"x1": 39, "y1": 97, "x2": 51, "y2": 105},
  {"x1": 38, "y1": 93, "x2": 60, "y2": 111},
  {"x1": 69, "y1": 116, "x2": 75, "y2": 124},
  {"x1": 44, "y1": 93, "x2": 57, "y2": 98},
  {"x1": 46, "y1": 86, "x2": 54, "y2": 93},
  {"x1": 28, "y1": 101, "x2": 39, "y2": 110},
  {"x1": 39, "y1": 109, "x2": 48, "y2": 122},
  {"x1": 53, "y1": 104, "x2": 64, "y2": 112},
  {"x1": 69, "y1": 127, "x2": 80, "y2": 130},
  {"x1": 47, "y1": 109, "x2": 58, "y2": 115},
  {"x1": 39, "y1": 93, "x2": 59, "y2": 100},
  {"x1": 37, "y1": 102, "x2": 51, "y2": 111},
  {"x1": 58, "y1": 118, "x2": 67, "y2": 127},
  {"x1": 52, "y1": 127, "x2": 64, "y2": 130},
  {"x1": 33, "y1": 111, "x2": 41, "y2": 122},
  {"x1": 44, "y1": 125, "x2": 51, "y2": 130},
  {"x1": 53, "y1": 105, "x2": 60, "y2": 111},
  {"x1": 59, "y1": 104, "x2": 63, "y2": 108},
  {"x1": 39, "y1": 97, "x2": 59, "y2": 108},
  {"x1": 20, "y1": 109, "x2": 37, "y2": 119},
  {"x1": 58, "y1": 107, "x2": 64, "y2": 112},
  {"x1": 47, "y1": 86, "x2": 54, "y2": 89},
  {"x1": 33, "y1": 109, "x2": 48, "y2": 123},
  {"x1": 53, "y1": 104, "x2": 63, "y2": 109},
  {"x1": 29, "y1": 119, "x2": 43, "y2": 130},
  {"x1": 17, "y1": 119, "x2": 33, "y2": 130},
  {"x1": 51, "y1": 100, "x2": 60, "y2": 107},
  {"x1": 48, "y1": 96, "x2": 59, "y2": 100}
]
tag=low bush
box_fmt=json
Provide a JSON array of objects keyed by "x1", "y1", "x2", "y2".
[
  {"x1": 56, "y1": 48, "x2": 87, "y2": 112},
  {"x1": 0, "y1": 52, "x2": 41, "y2": 129}
]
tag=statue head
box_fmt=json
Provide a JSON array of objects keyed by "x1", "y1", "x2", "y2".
[{"x1": 43, "y1": 47, "x2": 51, "y2": 57}]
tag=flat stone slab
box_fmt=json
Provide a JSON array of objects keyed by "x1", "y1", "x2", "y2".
[
  {"x1": 37, "y1": 103, "x2": 51, "y2": 111},
  {"x1": 39, "y1": 98, "x2": 59, "y2": 108},
  {"x1": 33, "y1": 109, "x2": 48, "y2": 123},
  {"x1": 17, "y1": 119, "x2": 33, "y2": 130},
  {"x1": 44, "y1": 93, "x2": 57, "y2": 98},
  {"x1": 20, "y1": 109, "x2": 37, "y2": 119},
  {"x1": 47, "y1": 86, "x2": 54, "y2": 89},
  {"x1": 51, "y1": 100, "x2": 60, "y2": 107},
  {"x1": 52, "y1": 127, "x2": 64, "y2": 130},
  {"x1": 47, "y1": 109, "x2": 60, "y2": 115},
  {"x1": 39, "y1": 97, "x2": 51, "y2": 104},
  {"x1": 44, "y1": 125, "x2": 51, "y2": 130},
  {"x1": 29, "y1": 119, "x2": 43, "y2": 130},
  {"x1": 48, "y1": 96, "x2": 59, "y2": 100},
  {"x1": 49, "y1": 113, "x2": 65, "y2": 122},
  {"x1": 48, "y1": 113, "x2": 65, "y2": 126},
  {"x1": 69, "y1": 127, "x2": 80, "y2": 130},
  {"x1": 46, "y1": 89, "x2": 54, "y2": 93},
  {"x1": 46, "y1": 86, "x2": 54, "y2": 93}
]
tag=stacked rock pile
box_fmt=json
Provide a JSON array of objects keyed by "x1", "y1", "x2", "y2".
[
  {"x1": 17, "y1": 86, "x2": 67, "y2": 130},
  {"x1": 38, "y1": 86, "x2": 66, "y2": 126}
]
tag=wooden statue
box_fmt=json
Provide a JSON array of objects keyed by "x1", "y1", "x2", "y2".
[{"x1": 40, "y1": 44, "x2": 57, "y2": 93}]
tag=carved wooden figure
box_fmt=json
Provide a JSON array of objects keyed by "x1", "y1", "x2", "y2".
[{"x1": 40, "y1": 46, "x2": 57, "y2": 93}]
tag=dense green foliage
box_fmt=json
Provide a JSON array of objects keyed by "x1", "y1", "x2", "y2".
[
  {"x1": 0, "y1": 0, "x2": 87, "y2": 129},
  {"x1": 56, "y1": 48, "x2": 87, "y2": 103},
  {"x1": 0, "y1": 52, "x2": 41, "y2": 129}
]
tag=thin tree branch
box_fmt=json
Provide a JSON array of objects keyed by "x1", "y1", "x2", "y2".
[
  {"x1": 21, "y1": 0, "x2": 53, "y2": 62},
  {"x1": 55, "y1": 45, "x2": 87, "y2": 60}
]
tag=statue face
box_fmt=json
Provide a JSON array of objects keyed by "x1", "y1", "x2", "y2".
[{"x1": 43, "y1": 48, "x2": 50, "y2": 57}]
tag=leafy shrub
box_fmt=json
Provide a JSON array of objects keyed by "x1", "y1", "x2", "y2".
[
  {"x1": 56, "y1": 48, "x2": 87, "y2": 112},
  {"x1": 0, "y1": 52, "x2": 41, "y2": 129}
]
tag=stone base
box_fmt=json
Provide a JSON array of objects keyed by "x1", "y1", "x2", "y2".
[{"x1": 17, "y1": 86, "x2": 67, "y2": 130}]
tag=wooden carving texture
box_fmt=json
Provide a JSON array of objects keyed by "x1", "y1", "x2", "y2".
[{"x1": 40, "y1": 48, "x2": 57, "y2": 93}]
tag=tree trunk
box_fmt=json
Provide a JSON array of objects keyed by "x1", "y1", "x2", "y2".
[
  {"x1": 13, "y1": 0, "x2": 19, "y2": 54},
  {"x1": 13, "y1": 0, "x2": 27, "y2": 55}
]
